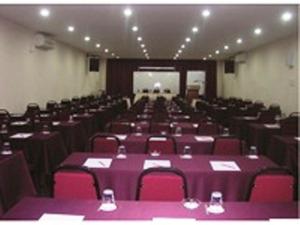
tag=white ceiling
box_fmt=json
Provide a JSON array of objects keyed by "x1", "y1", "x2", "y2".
[{"x1": 0, "y1": 5, "x2": 297, "y2": 60}]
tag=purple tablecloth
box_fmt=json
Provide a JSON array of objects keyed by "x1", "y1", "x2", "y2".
[
  {"x1": 61, "y1": 153, "x2": 276, "y2": 201},
  {"x1": 247, "y1": 124, "x2": 281, "y2": 155},
  {"x1": 2, "y1": 197, "x2": 298, "y2": 220},
  {"x1": 267, "y1": 135, "x2": 299, "y2": 175},
  {"x1": 0, "y1": 152, "x2": 36, "y2": 215},
  {"x1": 73, "y1": 113, "x2": 97, "y2": 138},
  {"x1": 100, "y1": 134, "x2": 214, "y2": 154},
  {"x1": 52, "y1": 121, "x2": 87, "y2": 154}
]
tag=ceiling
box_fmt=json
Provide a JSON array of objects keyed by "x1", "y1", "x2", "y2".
[{"x1": 0, "y1": 5, "x2": 297, "y2": 60}]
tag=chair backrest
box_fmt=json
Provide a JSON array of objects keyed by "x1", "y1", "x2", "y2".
[
  {"x1": 90, "y1": 134, "x2": 120, "y2": 153},
  {"x1": 280, "y1": 116, "x2": 299, "y2": 136},
  {"x1": 248, "y1": 167, "x2": 294, "y2": 202},
  {"x1": 110, "y1": 122, "x2": 132, "y2": 134},
  {"x1": 145, "y1": 135, "x2": 176, "y2": 154},
  {"x1": 212, "y1": 136, "x2": 242, "y2": 155},
  {"x1": 53, "y1": 165, "x2": 100, "y2": 200},
  {"x1": 136, "y1": 167, "x2": 188, "y2": 201}
]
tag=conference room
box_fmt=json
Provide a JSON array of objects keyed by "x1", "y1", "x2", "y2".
[{"x1": 0, "y1": 1, "x2": 298, "y2": 223}]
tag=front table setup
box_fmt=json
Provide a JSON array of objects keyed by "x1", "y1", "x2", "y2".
[{"x1": 61, "y1": 153, "x2": 276, "y2": 201}]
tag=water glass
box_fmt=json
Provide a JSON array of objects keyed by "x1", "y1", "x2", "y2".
[
  {"x1": 136, "y1": 126, "x2": 142, "y2": 134},
  {"x1": 69, "y1": 115, "x2": 74, "y2": 122},
  {"x1": 42, "y1": 124, "x2": 50, "y2": 134},
  {"x1": 102, "y1": 189, "x2": 115, "y2": 205},
  {"x1": 209, "y1": 191, "x2": 223, "y2": 208},
  {"x1": 1, "y1": 142, "x2": 12, "y2": 155},
  {"x1": 175, "y1": 126, "x2": 182, "y2": 136},
  {"x1": 183, "y1": 145, "x2": 191, "y2": 155},
  {"x1": 117, "y1": 145, "x2": 127, "y2": 159}
]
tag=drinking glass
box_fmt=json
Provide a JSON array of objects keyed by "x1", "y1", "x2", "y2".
[
  {"x1": 117, "y1": 145, "x2": 127, "y2": 159},
  {"x1": 175, "y1": 126, "x2": 182, "y2": 136},
  {"x1": 209, "y1": 191, "x2": 223, "y2": 208}
]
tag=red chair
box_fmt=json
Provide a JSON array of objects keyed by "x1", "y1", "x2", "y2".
[
  {"x1": 198, "y1": 122, "x2": 220, "y2": 135},
  {"x1": 90, "y1": 134, "x2": 120, "y2": 153},
  {"x1": 150, "y1": 122, "x2": 171, "y2": 134},
  {"x1": 145, "y1": 135, "x2": 176, "y2": 154},
  {"x1": 136, "y1": 167, "x2": 188, "y2": 201},
  {"x1": 110, "y1": 122, "x2": 132, "y2": 134},
  {"x1": 53, "y1": 165, "x2": 100, "y2": 200},
  {"x1": 248, "y1": 167, "x2": 294, "y2": 202},
  {"x1": 212, "y1": 136, "x2": 242, "y2": 155}
]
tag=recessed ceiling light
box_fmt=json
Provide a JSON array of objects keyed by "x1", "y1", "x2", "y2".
[
  {"x1": 132, "y1": 26, "x2": 138, "y2": 32},
  {"x1": 236, "y1": 38, "x2": 243, "y2": 44},
  {"x1": 84, "y1": 36, "x2": 90, "y2": 42},
  {"x1": 224, "y1": 45, "x2": 229, "y2": 50},
  {"x1": 143, "y1": 49, "x2": 147, "y2": 53},
  {"x1": 181, "y1": 44, "x2": 185, "y2": 49},
  {"x1": 176, "y1": 54, "x2": 179, "y2": 57},
  {"x1": 111, "y1": 53, "x2": 115, "y2": 56},
  {"x1": 208, "y1": 54, "x2": 212, "y2": 58},
  {"x1": 203, "y1": 57, "x2": 207, "y2": 60},
  {"x1": 178, "y1": 49, "x2": 182, "y2": 53},
  {"x1": 123, "y1": 8, "x2": 132, "y2": 17},
  {"x1": 185, "y1": 37, "x2": 191, "y2": 43},
  {"x1": 116, "y1": 56, "x2": 120, "y2": 59},
  {"x1": 192, "y1": 26, "x2": 199, "y2": 33},
  {"x1": 281, "y1": 11, "x2": 292, "y2": 22},
  {"x1": 141, "y1": 44, "x2": 145, "y2": 48},
  {"x1": 67, "y1": 26, "x2": 74, "y2": 32},
  {"x1": 254, "y1": 28, "x2": 262, "y2": 35},
  {"x1": 137, "y1": 37, "x2": 142, "y2": 42},
  {"x1": 104, "y1": 49, "x2": 109, "y2": 53},
  {"x1": 40, "y1": 8, "x2": 50, "y2": 17},
  {"x1": 215, "y1": 50, "x2": 220, "y2": 55},
  {"x1": 95, "y1": 43, "x2": 101, "y2": 48},
  {"x1": 202, "y1": 9, "x2": 210, "y2": 18}
]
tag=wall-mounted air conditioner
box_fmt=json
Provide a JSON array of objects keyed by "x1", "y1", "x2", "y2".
[{"x1": 34, "y1": 33, "x2": 55, "y2": 50}]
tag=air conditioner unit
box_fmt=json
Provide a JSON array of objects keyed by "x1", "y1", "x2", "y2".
[
  {"x1": 34, "y1": 33, "x2": 55, "y2": 50},
  {"x1": 235, "y1": 53, "x2": 247, "y2": 63}
]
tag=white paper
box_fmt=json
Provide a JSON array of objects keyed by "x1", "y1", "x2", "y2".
[
  {"x1": 243, "y1": 116, "x2": 257, "y2": 120},
  {"x1": 83, "y1": 158, "x2": 112, "y2": 168},
  {"x1": 9, "y1": 133, "x2": 33, "y2": 139},
  {"x1": 143, "y1": 160, "x2": 171, "y2": 170},
  {"x1": 115, "y1": 135, "x2": 127, "y2": 140},
  {"x1": 194, "y1": 136, "x2": 214, "y2": 142},
  {"x1": 264, "y1": 124, "x2": 280, "y2": 129},
  {"x1": 184, "y1": 116, "x2": 190, "y2": 119},
  {"x1": 10, "y1": 121, "x2": 28, "y2": 126},
  {"x1": 210, "y1": 161, "x2": 241, "y2": 171},
  {"x1": 149, "y1": 137, "x2": 167, "y2": 141},
  {"x1": 39, "y1": 213, "x2": 84, "y2": 221},
  {"x1": 193, "y1": 124, "x2": 199, "y2": 128},
  {"x1": 52, "y1": 121, "x2": 61, "y2": 126}
]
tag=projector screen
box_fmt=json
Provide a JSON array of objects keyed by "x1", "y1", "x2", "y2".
[{"x1": 133, "y1": 71, "x2": 180, "y2": 94}]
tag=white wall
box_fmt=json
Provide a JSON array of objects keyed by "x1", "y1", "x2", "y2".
[
  {"x1": 0, "y1": 16, "x2": 102, "y2": 113},
  {"x1": 218, "y1": 34, "x2": 298, "y2": 115}
]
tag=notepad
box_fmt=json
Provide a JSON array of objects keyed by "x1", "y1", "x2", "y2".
[
  {"x1": 243, "y1": 116, "x2": 257, "y2": 120},
  {"x1": 194, "y1": 136, "x2": 214, "y2": 142},
  {"x1": 83, "y1": 158, "x2": 112, "y2": 168},
  {"x1": 10, "y1": 121, "x2": 27, "y2": 126},
  {"x1": 210, "y1": 161, "x2": 241, "y2": 171},
  {"x1": 149, "y1": 137, "x2": 167, "y2": 141},
  {"x1": 115, "y1": 135, "x2": 127, "y2": 140},
  {"x1": 39, "y1": 213, "x2": 84, "y2": 222},
  {"x1": 10, "y1": 133, "x2": 33, "y2": 139},
  {"x1": 143, "y1": 160, "x2": 171, "y2": 170},
  {"x1": 264, "y1": 124, "x2": 280, "y2": 129}
]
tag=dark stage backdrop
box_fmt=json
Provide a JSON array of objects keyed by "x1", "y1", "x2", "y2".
[{"x1": 106, "y1": 59, "x2": 217, "y2": 99}]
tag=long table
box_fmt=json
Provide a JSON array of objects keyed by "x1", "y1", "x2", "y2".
[
  {"x1": 114, "y1": 134, "x2": 215, "y2": 154},
  {"x1": 0, "y1": 152, "x2": 36, "y2": 216},
  {"x1": 61, "y1": 153, "x2": 276, "y2": 201},
  {"x1": 2, "y1": 197, "x2": 298, "y2": 220}
]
